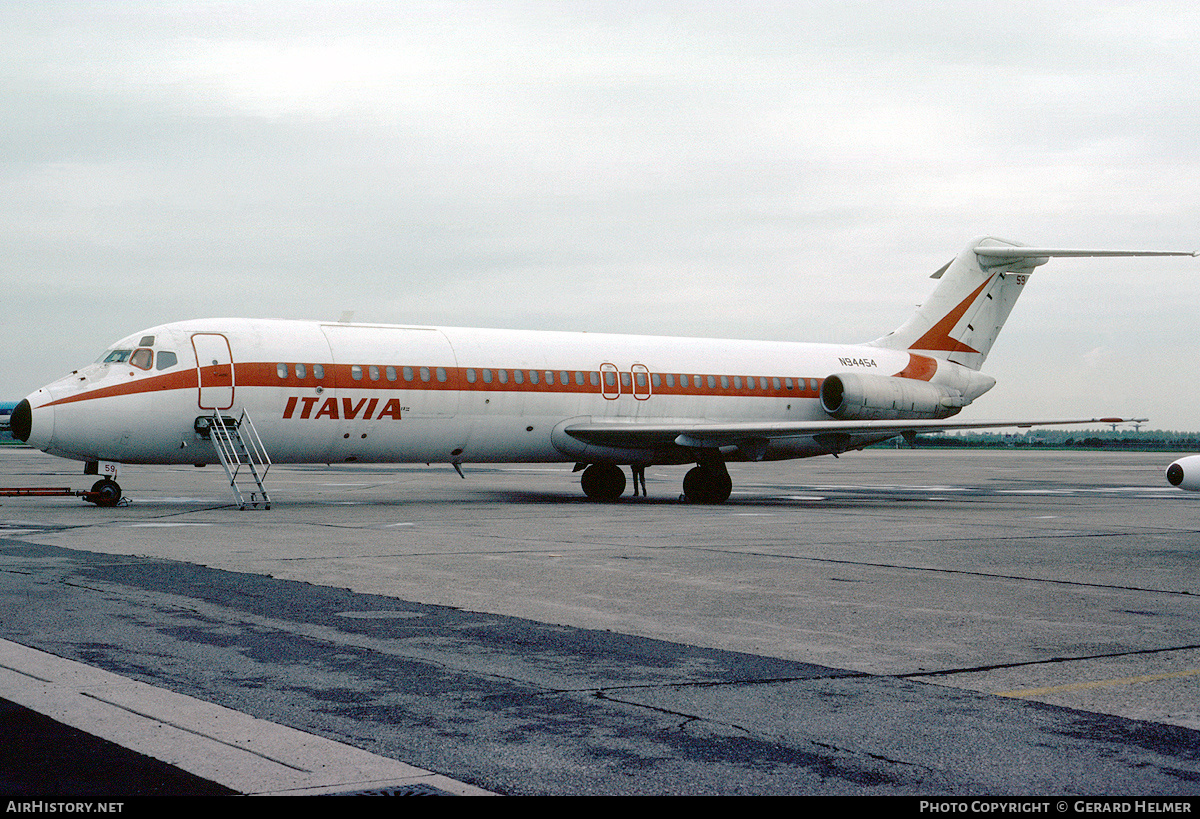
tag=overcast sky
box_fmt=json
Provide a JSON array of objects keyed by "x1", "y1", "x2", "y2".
[{"x1": 4, "y1": 1, "x2": 1199, "y2": 430}]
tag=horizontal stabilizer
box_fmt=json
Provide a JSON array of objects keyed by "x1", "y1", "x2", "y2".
[{"x1": 974, "y1": 246, "x2": 1197, "y2": 268}]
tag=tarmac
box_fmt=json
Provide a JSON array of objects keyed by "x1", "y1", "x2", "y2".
[{"x1": 0, "y1": 445, "x2": 1197, "y2": 796}]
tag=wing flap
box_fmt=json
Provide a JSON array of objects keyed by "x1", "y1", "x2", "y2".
[{"x1": 564, "y1": 417, "x2": 1141, "y2": 451}]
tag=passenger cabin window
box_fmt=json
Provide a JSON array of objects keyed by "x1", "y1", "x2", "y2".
[
  {"x1": 156, "y1": 351, "x2": 177, "y2": 371},
  {"x1": 277, "y1": 363, "x2": 288, "y2": 379},
  {"x1": 314, "y1": 364, "x2": 325, "y2": 380},
  {"x1": 130, "y1": 349, "x2": 153, "y2": 370},
  {"x1": 295, "y1": 363, "x2": 307, "y2": 379},
  {"x1": 351, "y1": 365, "x2": 363, "y2": 381}
]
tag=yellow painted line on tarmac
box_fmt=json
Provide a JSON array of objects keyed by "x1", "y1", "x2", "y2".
[{"x1": 996, "y1": 668, "x2": 1200, "y2": 698}]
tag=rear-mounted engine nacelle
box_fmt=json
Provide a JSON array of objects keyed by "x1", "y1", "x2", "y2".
[
  {"x1": 821, "y1": 372, "x2": 966, "y2": 421},
  {"x1": 1166, "y1": 455, "x2": 1200, "y2": 491}
]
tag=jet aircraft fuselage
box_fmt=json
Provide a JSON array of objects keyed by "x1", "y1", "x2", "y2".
[{"x1": 14, "y1": 238, "x2": 1195, "y2": 504}]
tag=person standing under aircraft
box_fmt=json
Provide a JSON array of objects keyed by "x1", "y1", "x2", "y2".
[{"x1": 631, "y1": 464, "x2": 647, "y2": 497}]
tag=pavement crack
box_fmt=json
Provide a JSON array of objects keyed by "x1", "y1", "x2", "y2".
[
  {"x1": 574, "y1": 672, "x2": 868, "y2": 696},
  {"x1": 591, "y1": 688, "x2": 753, "y2": 736},
  {"x1": 898, "y1": 643, "x2": 1200, "y2": 679},
  {"x1": 689, "y1": 549, "x2": 1196, "y2": 597}
]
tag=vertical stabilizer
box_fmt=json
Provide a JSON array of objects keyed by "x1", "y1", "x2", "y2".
[
  {"x1": 870, "y1": 238, "x2": 1029, "y2": 370},
  {"x1": 869, "y1": 238, "x2": 1196, "y2": 371}
]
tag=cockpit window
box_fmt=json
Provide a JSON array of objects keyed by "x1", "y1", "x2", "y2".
[
  {"x1": 130, "y1": 349, "x2": 153, "y2": 370},
  {"x1": 139, "y1": 335, "x2": 155, "y2": 347},
  {"x1": 156, "y1": 351, "x2": 178, "y2": 370},
  {"x1": 102, "y1": 350, "x2": 133, "y2": 364}
]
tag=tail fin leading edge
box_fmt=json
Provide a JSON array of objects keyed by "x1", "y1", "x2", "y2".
[{"x1": 869, "y1": 238, "x2": 1196, "y2": 371}]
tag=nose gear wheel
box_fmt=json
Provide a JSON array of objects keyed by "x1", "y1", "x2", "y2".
[{"x1": 87, "y1": 478, "x2": 122, "y2": 507}]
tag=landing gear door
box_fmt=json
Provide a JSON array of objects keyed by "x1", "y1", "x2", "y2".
[{"x1": 192, "y1": 333, "x2": 235, "y2": 410}]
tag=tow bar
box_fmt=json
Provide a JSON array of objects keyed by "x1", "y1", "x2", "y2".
[{"x1": 0, "y1": 482, "x2": 125, "y2": 506}]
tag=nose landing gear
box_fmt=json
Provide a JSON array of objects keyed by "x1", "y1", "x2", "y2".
[{"x1": 86, "y1": 478, "x2": 123, "y2": 507}]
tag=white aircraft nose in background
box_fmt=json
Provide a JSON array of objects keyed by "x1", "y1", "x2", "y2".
[{"x1": 1166, "y1": 455, "x2": 1200, "y2": 490}]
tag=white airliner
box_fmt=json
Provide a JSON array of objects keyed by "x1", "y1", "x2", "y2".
[{"x1": 11, "y1": 237, "x2": 1196, "y2": 507}]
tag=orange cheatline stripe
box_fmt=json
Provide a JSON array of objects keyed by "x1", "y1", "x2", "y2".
[
  {"x1": 41, "y1": 362, "x2": 830, "y2": 407},
  {"x1": 893, "y1": 353, "x2": 938, "y2": 381},
  {"x1": 40, "y1": 369, "x2": 198, "y2": 407}
]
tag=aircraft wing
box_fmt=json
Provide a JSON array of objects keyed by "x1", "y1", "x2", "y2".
[{"x1": 562, "y1": 417, "x2": 1139, "y2": 455}]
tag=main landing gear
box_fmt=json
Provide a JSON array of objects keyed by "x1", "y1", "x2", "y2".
[
  {"x1": 682, "y1": 463, "x2": 732, "y2": 504},
  {"x1": 580, "y1": 463, "x2": 626, "y2": 502},
  {"x1": 578, "y1": 460, "x2": 732, "y2": 504}
]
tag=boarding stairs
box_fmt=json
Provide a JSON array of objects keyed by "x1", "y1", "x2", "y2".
[{"x1": 206, "y1": 410, "x2": 272, "y2": 510}]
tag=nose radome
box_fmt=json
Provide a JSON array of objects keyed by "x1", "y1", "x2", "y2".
[{"x1": 11, "y1": 399, "x2": 31, "y2": 443}]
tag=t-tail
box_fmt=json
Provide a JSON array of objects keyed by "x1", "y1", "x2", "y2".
[{"x1": 870, "y1": 237, "x2": 1197, "y2": 371}]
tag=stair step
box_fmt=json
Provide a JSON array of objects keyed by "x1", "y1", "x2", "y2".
[{"x1": 207, "y1": 411, "x2": 272, "y2": 510}]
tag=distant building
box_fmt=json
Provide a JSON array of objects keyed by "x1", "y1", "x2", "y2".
[{"x1": 0, "y1": 402, "x2": 16, "y2": 443}]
